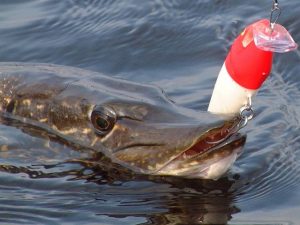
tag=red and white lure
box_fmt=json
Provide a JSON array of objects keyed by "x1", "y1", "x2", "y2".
[{"x1": 208, "y1": 0, "x2": 297, "y2": 118}]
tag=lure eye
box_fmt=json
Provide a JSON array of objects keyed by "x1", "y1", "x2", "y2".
[{"x1": 91, "y1": 106, "x2": 116, "y2": 135}]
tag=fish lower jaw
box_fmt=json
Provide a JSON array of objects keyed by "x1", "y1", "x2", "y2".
[
  {"x1": 156, "y1": 150, "x2": 241, "y2": 180},
  {"x1": 201, "y1": 152, "x2": 238, "y2": 180}
]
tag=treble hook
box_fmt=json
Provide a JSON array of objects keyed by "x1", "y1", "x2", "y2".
[{"x1": 270, "y1": 0, "x2": 281, "y2": 31}]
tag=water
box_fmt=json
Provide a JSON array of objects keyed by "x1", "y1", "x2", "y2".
[{"x1": 0, "y1": 0, "x2": 299, "y2": 224}]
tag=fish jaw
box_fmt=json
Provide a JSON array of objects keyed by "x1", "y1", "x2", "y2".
[{"x1": 156, "y1": 133, "x2": 246, "y2": 180}]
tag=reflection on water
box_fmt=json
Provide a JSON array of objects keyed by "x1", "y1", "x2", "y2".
[{"x1": 0, "y1": 0, "x2": 300, "y2": 224}]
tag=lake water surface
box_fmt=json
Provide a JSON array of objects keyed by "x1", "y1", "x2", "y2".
[{"x1": 0, "y1": 0, "x2": 299, "y2": 224}]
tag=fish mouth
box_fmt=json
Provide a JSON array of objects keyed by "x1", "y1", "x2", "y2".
[
  {"x1": 157, "y1": 132, "x2": 246, "y2": 179},
  {"x1": 179, "y1": 132, "x2": 245, "y2": 160},
  {"x1": 180, "y1": 132, "x2": 235, "y2": 160}
]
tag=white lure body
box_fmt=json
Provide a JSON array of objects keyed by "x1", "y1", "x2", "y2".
[{"x1": 208, "y1": 63, "x2": 256, "y2": 115}]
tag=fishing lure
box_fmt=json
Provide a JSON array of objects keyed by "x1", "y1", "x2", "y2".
[{"x1": 208, "y1": 0, "x2": 297, "y2": 125}]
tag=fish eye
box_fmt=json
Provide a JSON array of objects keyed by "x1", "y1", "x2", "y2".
[{"x1": 91, "y1": 106, "x2": 116, "y2": 135}]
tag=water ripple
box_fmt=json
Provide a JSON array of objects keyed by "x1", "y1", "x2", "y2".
[
  {"x1": 230, "y1": 61, "x2": 300, "y2": 207},
  {"x1": 0, "y1": 0, "x2": 300, "y2": 224}
]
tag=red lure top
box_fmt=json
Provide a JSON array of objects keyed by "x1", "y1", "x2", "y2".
[{"x1": 225, "y1": 19, "x2": 273, "y2": 90}]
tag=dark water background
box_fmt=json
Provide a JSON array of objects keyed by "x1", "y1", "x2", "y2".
[{"x1": 0, "y1": 0, "x2": 300, "y2": 224}]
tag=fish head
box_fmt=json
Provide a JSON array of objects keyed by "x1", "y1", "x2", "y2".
[{"x1": 91, "y1": 101, "x2": 246, "y2": 180}]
